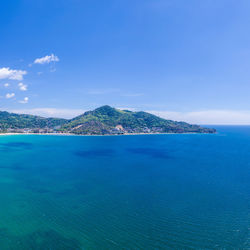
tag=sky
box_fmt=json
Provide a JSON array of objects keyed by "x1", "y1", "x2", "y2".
[{"x1": 1, "y1": 0, "x2": 250, "y2": 124}]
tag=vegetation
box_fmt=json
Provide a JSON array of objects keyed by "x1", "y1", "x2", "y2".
[
  {"x1": 0, "y1": 111, "x2": 66, "y2": 130},
  {"x1": 60, "y1": 105, "x2": 216, "y2": 135},
  {"x1": 0, "y1": 106, "x2": 216, "y2": 134}
]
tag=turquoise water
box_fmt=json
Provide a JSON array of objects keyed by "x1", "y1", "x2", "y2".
[{"x1": 0, "y1": 126, "x2": 249, "y2": 249}]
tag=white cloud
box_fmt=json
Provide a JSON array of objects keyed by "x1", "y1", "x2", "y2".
[
  {"x1": 34, "y1": 54, "x2": 59, "y2": 64},
  {"x1": 0, "y1": 67, "x2": 27, "y2": 80},
  {"x1": 19, "y1": 97, "x2": 29, "y2": 104},
  {"x1": 4, "y1": 83, "x2": 9, "y2": 87},
  {"x1": 18, "y1": 82, "x2": 28, "y2": 91},
  {"x1": 9, "y1": 108, "x2": 85, "y2": 119},
  {"x1": 6, "y1": 93, "x2": 15, "y2": 99},
  {"x1": 148, "y1": 110, "x2": 250, "y2": 125}
]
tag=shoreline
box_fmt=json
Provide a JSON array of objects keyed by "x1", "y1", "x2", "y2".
[{"x1": 0, "y1": 132, "x2": 216, "y2": 137}]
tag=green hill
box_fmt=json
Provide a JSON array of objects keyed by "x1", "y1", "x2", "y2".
[
  {"x1": 0, "y1": 111, "x2": 67, "y2": 131},
  {"x1": 60, "y1": 105, "x2": 216, "y2": 135},
  {"x1": 0, "y1": 106, "x2": 216, "y2": 134}
]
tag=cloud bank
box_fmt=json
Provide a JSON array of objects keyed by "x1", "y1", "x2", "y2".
[
  {"x1": 34, "y1": 54, "x2": 59, "y2": 64},
  {"x1": 149, "y1": 110, "x2": 250, "y2": 125},
  {"x1": 9, "y1": 108, "x2": 85, "y2": 119},
  {"x1": 6, "y1": 93, "x2": 15, "y2": 99},
  {"x1": 19, "y1": 97, "x2": 29, "y2": 104},
  {"x1": 18, "y1": 82, "x2": 28, "y2": 91},
  {"x1": 0, "y1": 67, "x2": 27, "y2": 81}
]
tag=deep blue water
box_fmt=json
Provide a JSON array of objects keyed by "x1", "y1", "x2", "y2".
[{"x1": 0, "y1": 126, "x2": 249, "y2": 249}]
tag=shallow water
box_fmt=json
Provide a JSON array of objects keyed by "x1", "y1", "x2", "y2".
[{"x1": 0, "y1": 126, "x2": 249, "y2": 249}]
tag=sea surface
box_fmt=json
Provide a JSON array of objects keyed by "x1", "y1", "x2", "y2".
[{"x1": 0, "y1": 126, "x2": 249, "y2": 249}]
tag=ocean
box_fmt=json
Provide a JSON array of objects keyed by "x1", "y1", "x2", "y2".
[{"x1": 0, "y1": 126, "x2": 249, "y2": 249}]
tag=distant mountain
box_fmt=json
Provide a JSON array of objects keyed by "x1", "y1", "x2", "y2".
[
  {"x1": 60, "y1": 105, "x2": 216, "y2": 135},
  {"x1": 0, "y1": 111, "x2": 66, "y2": 131},
  {"x1": 0, "y1": 106, "x2": 216, "y2": 134}
]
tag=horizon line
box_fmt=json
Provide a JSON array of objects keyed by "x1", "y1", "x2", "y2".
[{"x1": 1, "y1": 107, "x2": 250, "y2": 126}]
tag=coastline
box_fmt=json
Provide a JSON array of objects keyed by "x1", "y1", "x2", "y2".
[{"x1": 0, "y1": 132, "x2": 215, "y2": 137}]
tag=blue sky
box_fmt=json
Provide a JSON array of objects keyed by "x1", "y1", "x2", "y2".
[{"x1": 1, "y1": 0, "x2": 250, "y2": 124}]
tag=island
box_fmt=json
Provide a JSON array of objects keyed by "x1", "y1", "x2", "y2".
[{"x1": 0, "y1": 105, "x2": 216, "y2": 135}]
